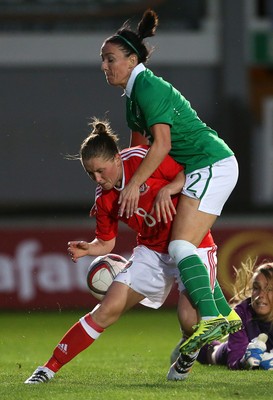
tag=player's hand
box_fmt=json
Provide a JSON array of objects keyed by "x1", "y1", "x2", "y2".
[
  {"x1": 118, "y1": 181, "x2": 140, "y2": 218},
  {"x1": 151, "y1": 187, "x2": 176, "y2": 224},
  {"x1": 67, "y1": 241, "x2": 89, "y2": 263},
  {"x1": 260, "y1": 352, "x2": 273, "y2": 370},
  {"x1": 242, "y1": 334, "x2": 267, "y2": 369}
]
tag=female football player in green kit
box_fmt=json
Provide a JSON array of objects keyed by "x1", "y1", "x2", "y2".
[{"x1": 100, "y1": 8, "x2": 241, "y2": 355}]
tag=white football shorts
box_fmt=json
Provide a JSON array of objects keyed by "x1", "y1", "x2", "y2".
[
  {"x1": 182, "y1": 155, "x2": 239, "y2": 216},
  {"x1": 114, "y1": 244, "x2": 217, "y2": 309}
]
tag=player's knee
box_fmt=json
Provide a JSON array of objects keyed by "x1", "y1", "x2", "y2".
[{"x1": 168, "y1": 240, "x2": 197, "y2": 264}]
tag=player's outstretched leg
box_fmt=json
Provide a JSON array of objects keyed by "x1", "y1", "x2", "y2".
[{"x1": 24, "y1": 313, "x2": 104, "y2": 384}]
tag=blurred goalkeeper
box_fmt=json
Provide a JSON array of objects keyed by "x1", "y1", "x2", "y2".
[
  {"x1": 24, "y1": 118, "x2": 239, "y2": 384},
  {"x1": 196, "y1": 259, "x2": 273, "y2": 370}
]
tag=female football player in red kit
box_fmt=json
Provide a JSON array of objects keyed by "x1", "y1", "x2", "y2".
[{"x1": 24, "y1": 118, "x2": 237, "y2": 384}]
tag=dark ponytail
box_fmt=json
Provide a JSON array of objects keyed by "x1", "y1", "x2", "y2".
[{"x1": 137, "y1": 9, "x2": 159, "y2": 40}]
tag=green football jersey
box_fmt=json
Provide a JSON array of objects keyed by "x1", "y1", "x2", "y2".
[{"x1": 126, "y1": 67, "x2": 234, "y2": 174}]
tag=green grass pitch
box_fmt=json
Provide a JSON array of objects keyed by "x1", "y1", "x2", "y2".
[{"x1": 0, "y1": 308, "x2": 273, "y2": 400}]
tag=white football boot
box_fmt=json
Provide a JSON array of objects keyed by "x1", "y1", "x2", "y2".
[
  {"x1": 24, "y1": 366, "x2": 55, "y2": 384},
  {"x1": 167, "y1": 351, "x2": 199, "y2": 381}
]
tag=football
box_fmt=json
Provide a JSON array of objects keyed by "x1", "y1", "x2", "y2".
[{"x1": 86, "y1": 253, "x2": 128, "y2": 300}]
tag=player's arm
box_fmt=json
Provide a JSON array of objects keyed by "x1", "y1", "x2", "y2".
[
  {"x1": 130, "y1": 131, "x2": 149, "y2": 147},
  {"x1": 158, "y1": 169, "x2": 185, "y2": 196},
  {"x1": 153, "y1": 170, "x2": 185, "y2": 223},
  {"x1": 68, "y1": 237, "x2": 116, "y2": 263},
  {"x1": 119, "y1": 123, "x2": 171, "y2": 218}
]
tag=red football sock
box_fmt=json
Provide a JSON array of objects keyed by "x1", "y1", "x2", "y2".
[{"x1": 44, "y1": 313, "x2": 104, "y2": 373}]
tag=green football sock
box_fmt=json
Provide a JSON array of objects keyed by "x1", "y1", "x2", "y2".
[
  {"x1": 213, "y1": 279, "x2": 231, "y2": 317},
  {"x1": 178, "y1": 255, "x2": 220, "y2": 318}
]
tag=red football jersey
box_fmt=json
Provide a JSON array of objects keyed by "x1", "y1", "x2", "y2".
[{"x1": 91, "y1": 146, "x2": 214, "y2": 253}]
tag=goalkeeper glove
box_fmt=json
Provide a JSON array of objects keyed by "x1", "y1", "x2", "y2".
[
  {"x1": 242, "y1": 333, "x2": 268, "y2": 369},
  {"x1": 260, "y1": 352, "x2": 273, "y2": 370}
]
